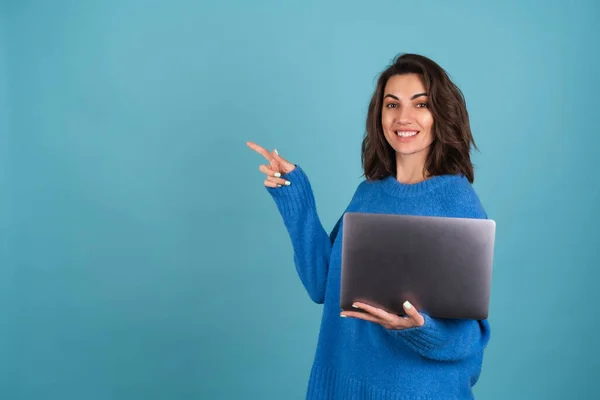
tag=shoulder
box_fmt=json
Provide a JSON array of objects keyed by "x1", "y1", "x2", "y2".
[
  {"x1": 351, "y1": 177, "x2": 387, "y2": 200},
  {"x1": 347, "y1": 179, "x2": 370, "y2": 203},
  {"x1": 438, "y1": 176, "x2": 488, "y2": 219},
  {"x1": 341, "y1": 178, "x2": 383, "y2": 212}
]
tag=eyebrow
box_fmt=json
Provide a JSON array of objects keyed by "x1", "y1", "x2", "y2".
[{"x1": 384, "y1": 92, "x2": 428, "y2": 100}]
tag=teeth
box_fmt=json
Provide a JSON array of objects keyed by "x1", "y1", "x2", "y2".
[{"x1": 396, "y1": 131, "x2": 418, "y2": 137}]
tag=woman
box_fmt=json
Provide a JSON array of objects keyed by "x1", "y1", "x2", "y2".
[{"x1": 247, "y1": 53, "x2": 490, "y2": 399}]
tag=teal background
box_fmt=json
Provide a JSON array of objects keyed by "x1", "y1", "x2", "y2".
[
  {"x1": 0, "y1": 3, "x2": 10, "y2": 395},
  {"x1": 1, "y1": 1, "x2": 599, "y2": 399}
]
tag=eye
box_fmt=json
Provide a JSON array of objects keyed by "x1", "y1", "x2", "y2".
[
  {"x1": 385, "y1": 103, "x2": 398, "y2": 108},
  {"x1": 416, "y1": 102, "x2": 428, "y2": 108}
]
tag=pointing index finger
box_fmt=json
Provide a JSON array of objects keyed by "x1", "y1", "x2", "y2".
[{"x1": 246, "y1": 141, "x2": 273, "y2": 162}]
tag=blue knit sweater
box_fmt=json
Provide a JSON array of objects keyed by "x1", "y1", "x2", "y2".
[{"x1": 267, "y1": 166, "x2": 491, "y2": 400}]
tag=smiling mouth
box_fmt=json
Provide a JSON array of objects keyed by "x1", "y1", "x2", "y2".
[{"x1": 395, "y1": 130, "x2": 419, "y2": 137}]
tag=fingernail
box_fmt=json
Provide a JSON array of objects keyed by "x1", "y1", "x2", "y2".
[
  {"x1": 274, "y1": 172, "x2": 281, "y2": 178},
  {"x1": 274, "y1": 149, "x2": 279, "y2": 155},
  {"x1": 403, "y1": 301, "x2": 412, "y2": 310},
  {"x1": 284, "y1": 181, "x2": 291, "y2": 186},
  {"x1": 352, "y1": 304, "x2": 359, "y2": 308},
  {"x1": 277, "y1": 184, "x2": 282, "y2": 187},
  {"x1": 340, "y1": 313, "x2": 347, "y2": 318}
]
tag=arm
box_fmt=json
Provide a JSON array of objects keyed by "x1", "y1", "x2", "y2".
[
  {"x1": 266, "y1": 166, "x2": 341, "y2": 304},
  {"x1": 388, "y1": 315, "x2": 491, "y2": 362},
  {"x1": 347, "y1": 301, "x2": 491, "y2": 362}
]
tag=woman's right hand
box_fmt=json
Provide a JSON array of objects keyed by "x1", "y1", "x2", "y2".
[{"x1": 246, "y1": 141, "x2": 296, "y2": 188}]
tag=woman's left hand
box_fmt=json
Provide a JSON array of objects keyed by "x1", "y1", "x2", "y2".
[{"x1": 341, "y1": 301, "x2": 425, "y2": 330}]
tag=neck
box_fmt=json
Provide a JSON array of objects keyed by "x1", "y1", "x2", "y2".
[{"x1": 395, "y1": 152, "x2": 428, "y2": 184}]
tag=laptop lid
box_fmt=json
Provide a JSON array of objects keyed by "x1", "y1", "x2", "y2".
[{"x1": 340, "y1": 212, "x2": 496, "y2": 320}]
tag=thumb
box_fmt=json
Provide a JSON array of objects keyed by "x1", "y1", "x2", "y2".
[{"x1": 272, "y1": 149, "x2": 296, "y2": 174}]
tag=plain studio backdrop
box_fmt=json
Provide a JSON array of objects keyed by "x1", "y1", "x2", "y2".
[{"x1": 1, "y1": 0, "x2": 599, "y2": 399}]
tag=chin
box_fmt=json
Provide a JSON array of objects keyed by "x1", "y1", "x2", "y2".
[{"x1": 395, "y1": 147, "x2": 421, "y2": 155}]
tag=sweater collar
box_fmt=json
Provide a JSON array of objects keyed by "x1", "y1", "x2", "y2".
[{"x1": 375, "y1": 174, "x2": 462, "y2": 198}]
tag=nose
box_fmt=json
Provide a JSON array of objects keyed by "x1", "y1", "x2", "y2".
[{"x1": 394, "y1": 105, "x2": 413, "y2": 124}]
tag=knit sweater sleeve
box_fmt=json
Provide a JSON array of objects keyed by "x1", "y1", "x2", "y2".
[
  {"x1": 389, "y1": 315, "x2": 491, "y2": 362},
  {"x1": 265, "y1": 166, "x2": 338, "y2": 304}
]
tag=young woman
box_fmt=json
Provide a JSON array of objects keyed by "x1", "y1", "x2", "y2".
[{"x1": 247, "y1": 53, "x2": 490, "y2": 399}]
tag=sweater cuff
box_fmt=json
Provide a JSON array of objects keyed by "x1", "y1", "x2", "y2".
[
  {"x1": 389, "y1": 314, "x2": 447, "y2": 354},
  {"x1": 266, "y1": 165, "x2": 316, "y2": 216}
]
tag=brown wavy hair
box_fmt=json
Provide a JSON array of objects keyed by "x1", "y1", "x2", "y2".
[{"x1": 361, "y1": 53, "x2": 478, "y2": 183}]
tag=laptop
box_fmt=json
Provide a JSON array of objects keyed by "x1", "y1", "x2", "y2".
[{"x1": 340, "y1": 212, "x2": 496, "y2": 320}]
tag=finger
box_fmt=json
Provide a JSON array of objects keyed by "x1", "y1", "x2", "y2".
[
  {"x1": 272, "y1": 150, "x2": 296, "y2": 174},
  {"x1": 353, "y1": 302, "x2": 413, "y2": 329},
  {"x1": 258, "y1": 164, "x2": 282, "y2": 178},
  {"x1": 352, "y1": 302, "x2": 395, "y2": 322},
  {"x1": 263, "y1": 179, "x2": 278, "y2": 188},
  {"x1": 402, "y1": 301, "x2": 425, "y2": 327},
  {"x1": 266, "y1": 175, "x2": 291, "y2": 186},
  {"x1": 341, "y1": 311, "x2": 385, "y2": 324},
  {"x1": 247, "y1": 141, "x2": 274, "y2": 163},
  {"x1": 269, "y1": 150, "x2": 282, "y2": 173}
]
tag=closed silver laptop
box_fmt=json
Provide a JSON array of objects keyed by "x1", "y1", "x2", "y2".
[{"x1": 340, "y1": 212, "x2": 496, "y2": 320}]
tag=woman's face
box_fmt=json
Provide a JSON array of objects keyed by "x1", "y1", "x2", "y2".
[{"x1": 381, "y1": 73, "x2": 434, "y2": 158}]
